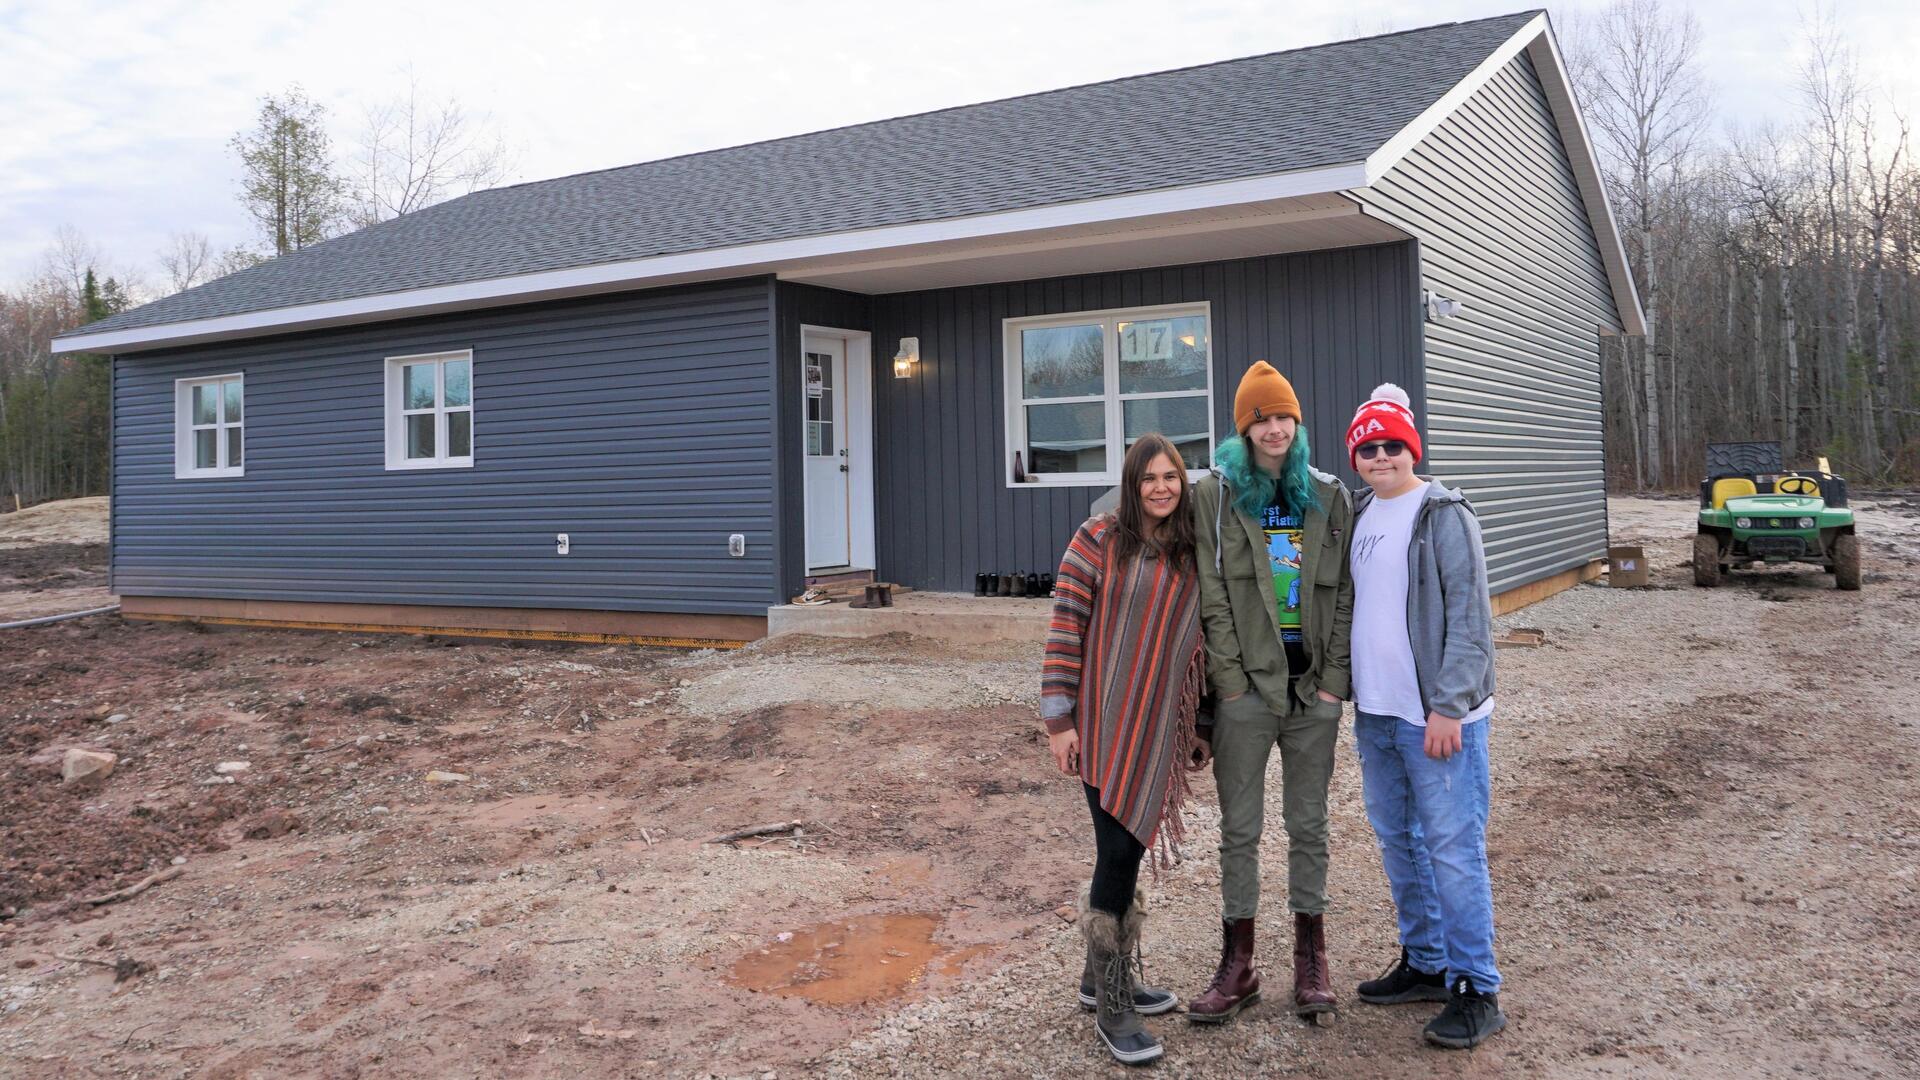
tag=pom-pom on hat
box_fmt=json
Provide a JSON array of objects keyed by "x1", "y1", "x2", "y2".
[
  {"x1": 1233, "y1": 361, "x2": 1303, "y2": 435},
  {"x1": 1344, "y1": 383, "x2": 1422, "y2": 467}
]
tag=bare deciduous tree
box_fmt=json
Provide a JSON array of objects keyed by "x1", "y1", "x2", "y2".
[
  {"x1": 158, "y1": 231, "x2": 215, "y2": 294},
  {"x1": 346, "y1": 72, "x2": 514, "y2": 228},
  {"x1": 1570, "y1": 0, "x2": 1709, "y2": 487}
]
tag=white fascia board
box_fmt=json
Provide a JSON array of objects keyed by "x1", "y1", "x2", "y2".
[
  {"x1": 1364, "y1": 11, "x2": 1646, "y2": 337},
  {"x1": 52, "y1": 160, "x2": 1368, "y2": 355}
]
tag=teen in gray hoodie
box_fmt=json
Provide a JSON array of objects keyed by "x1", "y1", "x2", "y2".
[{"x1": 1341, "y1": 383, "x2": 1506, "y2": 1051}]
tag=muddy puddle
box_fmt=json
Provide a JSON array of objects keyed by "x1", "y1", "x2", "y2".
[{"x1": 728, "y1": 914, "x2": 993, "y2": 1006}]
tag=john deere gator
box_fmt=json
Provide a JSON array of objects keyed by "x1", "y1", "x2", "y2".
[{"x1": 1694, "y1": 441, "x2": 1859, "y2": 590}]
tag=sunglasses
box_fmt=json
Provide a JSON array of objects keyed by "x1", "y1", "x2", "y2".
[{"x1": 1355, "y1": 440, "x2": 1408, "y2": 461}]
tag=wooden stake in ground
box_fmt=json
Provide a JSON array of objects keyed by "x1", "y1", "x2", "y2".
[
  {"x1": 83, "y1": 866, "x2": 182, "y2": 906},
  {"x1": 706, "y1": 820, "x2": 803, "y2": 844}
]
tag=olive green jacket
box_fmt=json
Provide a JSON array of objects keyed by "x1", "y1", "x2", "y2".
[{"x1": 1190, "y1": 467, "x2": 1355, "y2": 714}]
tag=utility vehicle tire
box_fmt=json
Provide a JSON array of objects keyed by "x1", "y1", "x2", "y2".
[
  {"x1": 1833, "y1": 533, "x2": 1861, "y2": 591},
  {"x1": 1693, "y1": 532, "x2": 1722, "y2": 588}
]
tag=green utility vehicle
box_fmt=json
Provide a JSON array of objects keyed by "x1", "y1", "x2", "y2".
[{"x1": 1694, "y1": 441, "x2": 1859, "y2": 590}]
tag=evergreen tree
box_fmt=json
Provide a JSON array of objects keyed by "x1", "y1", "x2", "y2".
[{"x1": 231, "y1": 87, "x2": 344, "y2": 256}]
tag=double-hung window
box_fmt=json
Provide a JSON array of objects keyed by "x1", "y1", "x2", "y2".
[
  {"x1": 385, "y1": 350, "x2": 474, "y2": 470},
  {"x1": 174, "y1": 374, "x2": 244, "y2": 478},
  {"x1": 1004, "y1": 303, "x2": 1213, "y2": 485}
]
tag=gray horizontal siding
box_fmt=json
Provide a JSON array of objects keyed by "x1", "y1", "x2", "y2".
[
  {"x1": 111, "y1": 282, "x2": 780, "y2": 615},
  {"x1": 868, "y1": 244, "x2": 1421, "y2": 593},
  {"x1": 1352, "y1": 49, "x2": 1623, "y2": 592}
]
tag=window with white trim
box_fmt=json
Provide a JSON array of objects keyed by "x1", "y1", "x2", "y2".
[
  {"x1": 385, "y1": 351, "x2": 474, "y2": 470},
  {"x1": 174, "y1": 374, "x2": 244, "y2": 478},
  {"x1": 1003, "y1": 303, "x2": 1213, "y2": 485}
]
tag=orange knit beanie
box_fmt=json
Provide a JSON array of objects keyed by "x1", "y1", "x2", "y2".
[{"x1": 1233, "y1": 361, "x2": 1302, "y2": 435}]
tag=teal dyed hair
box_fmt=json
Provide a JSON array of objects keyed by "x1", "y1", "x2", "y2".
[{"x1": 1215, "y1": 425, "x2": 1323, "y2": 520}]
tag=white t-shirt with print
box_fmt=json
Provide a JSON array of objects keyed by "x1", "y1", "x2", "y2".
[{"x1": 1350, "y1": 484, "x2": 1491, "y2": 727}]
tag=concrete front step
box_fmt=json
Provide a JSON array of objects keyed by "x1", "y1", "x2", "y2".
[{"x1": 768, "y1": 590, "x2": 1050, "y2": 644}]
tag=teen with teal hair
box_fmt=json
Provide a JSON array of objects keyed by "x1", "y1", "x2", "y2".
[{"x1": 1187, "y1": 361, "x2": 1356, "y2": 1027}]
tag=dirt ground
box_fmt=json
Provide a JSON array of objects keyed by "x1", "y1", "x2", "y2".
[
  {"x1": 0, "y1": 498, "x2": 114, "y2": 622},
  {"x1": 1, "y1": 495, "x2": 1916, "y2": 1079}
]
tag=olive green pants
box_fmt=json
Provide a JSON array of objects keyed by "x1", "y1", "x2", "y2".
[{"x1": 1211, "y1": 689, "x2": 1342, "y2": 919}]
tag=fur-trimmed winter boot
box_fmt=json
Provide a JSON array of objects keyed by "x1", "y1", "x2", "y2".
[
  {"x1": 1077, "y1": 886, "x2": 1177, "y2": 1016},
  {"x1": 1081, "y1": 902, "x2": 1163, "y2": 1065}
]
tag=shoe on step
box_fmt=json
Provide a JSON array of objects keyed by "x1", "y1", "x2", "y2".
[
  {"x1": 1423, "y1": 976, "x2": 1507, "y2": 1049},
  {"x1": 1357, "y1": 947, "x2": 1449, "y2": 1005}
]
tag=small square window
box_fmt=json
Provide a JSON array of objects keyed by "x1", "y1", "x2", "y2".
[
  {"x1": 385, "y1": 351, "x2": 475, "y2": 471},
  {"x1": 175, "y1": 374, "x2": 245, "y2": 479}
]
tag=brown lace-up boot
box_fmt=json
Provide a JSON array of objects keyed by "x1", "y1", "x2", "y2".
[
  {"x1": 1292, "y1": 912, "x2": 1337, "y2": 1025},
  {"x1": 1186, "y1": 918, "x2": 1259, "y2": 1023}
]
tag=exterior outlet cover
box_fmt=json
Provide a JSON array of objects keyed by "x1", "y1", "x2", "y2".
[
  {"x1": 728, "y1": 534, "x2": 746, "y2": 558},
  {"x1": 557, "y1": 533, "x2": 570, "y2": 555}
]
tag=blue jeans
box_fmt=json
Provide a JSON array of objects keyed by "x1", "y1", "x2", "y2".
[{"x1": 1353, "y1": 711, "x2": 1502, "y2": 992}]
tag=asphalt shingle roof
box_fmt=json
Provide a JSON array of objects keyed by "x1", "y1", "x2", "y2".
[{"x1": 75, "y1": 11, "x2": 1539, "y2": 338}]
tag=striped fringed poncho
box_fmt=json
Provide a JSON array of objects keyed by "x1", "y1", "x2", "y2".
[{"x1": 1041, "y1": 515, "x2": 1206, "y2": 865}]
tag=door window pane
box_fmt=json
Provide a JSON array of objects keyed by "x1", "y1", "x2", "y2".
[
  {"x1": 443, "y1": 360, "x2": 471, "y2": 407},
  {"x1": 448, "y1": 411, "x2": 471, "y2": 458},
  {"x1": 403, "y1": 364, "x2": 436, "y2": 410},
  {"x1": 225, "y1": 427, "x2": 243, "y2": 468},
  {"x1": 222, "y1": 379, "x2": 244, "y2": 423},
  {"x1": 192, "y1": 384, "x2": 218, "y2": 425},
  {"x1": 1124, "y1": 396, "x2": 1211, "y2": 470},
  {"x1": 406, "y1": 414, "x2": 436, "y2": 459},
  {"x1": 194, "y1": 429, "x2": 218, "y2": 469},
  {"x1": 1020, "y1": 324, "x2": 1104, "y2": 399},
  {"x1": 1025, "y1": 401, "x2": 1106, "y2": 474},
  {"x1": 1117, "y1": 315, "x2": 1208, "y2": 394}
]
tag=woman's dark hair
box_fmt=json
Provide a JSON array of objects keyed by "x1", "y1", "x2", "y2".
[{"x1": 1109, "y1": 433, "x2": 1196, "y2": 570}]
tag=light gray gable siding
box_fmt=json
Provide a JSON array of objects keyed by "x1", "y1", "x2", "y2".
[
  {"x1": 1351, "y1": 49, "x2": 1622, "y2": 592},
  {"x1": 110, "y1": 282, "x2": 780, "y2": 615}
]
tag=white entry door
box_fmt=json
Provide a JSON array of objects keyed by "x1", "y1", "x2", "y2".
[{"x1": 803, "y1": 334, "x2": 851, "y2": 569}]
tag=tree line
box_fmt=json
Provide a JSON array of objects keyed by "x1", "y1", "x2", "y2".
[
  {"x1": 1569, "y1": 0, "x2": 1920, "y2": 486},
  {"x1": 0, "y1": 79, "x2": 512, "y2": 509}
]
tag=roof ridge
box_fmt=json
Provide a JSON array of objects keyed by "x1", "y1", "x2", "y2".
[{"x1": 478, "y1": 9, "x2": 1545, "y2": 199}]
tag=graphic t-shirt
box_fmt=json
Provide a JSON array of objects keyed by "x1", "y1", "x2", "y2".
[
  {"x1": 1260, "y1": 500, "x2": 1309, "y2": 677},
  {"x1": 1350, "y1": 484, "x2": 1492, "y2": 727}
]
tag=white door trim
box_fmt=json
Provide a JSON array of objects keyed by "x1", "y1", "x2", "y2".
[{"x1": 800, "y1": 325, "x2": 876, "y2": 572}]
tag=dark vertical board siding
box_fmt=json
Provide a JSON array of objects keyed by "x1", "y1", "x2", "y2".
[
  {"x1": 771, "y1": 282, "x2": 872, "y2": 599},
  {"x1": 870, "y1": 243, "x2": 1420, "y2": 592},
  {"x1": 112, "y1": 281, "x2": 780, "y2": 615},
  {"x1": 1353, "y1": 51, "x2": 1622, "y2": 592}
]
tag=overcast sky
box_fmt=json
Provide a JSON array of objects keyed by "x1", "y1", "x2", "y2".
[{"x1": 4, "y1": 0, "x2": 1916, "y2": 293}]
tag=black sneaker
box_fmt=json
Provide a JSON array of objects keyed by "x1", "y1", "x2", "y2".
[
  {"x1": 1357, "y1": 947, "x2": 1449, "y2": 1005},
  {"x1": 1423, "y1": 976, "x2": 1506, "y2": 1049}
]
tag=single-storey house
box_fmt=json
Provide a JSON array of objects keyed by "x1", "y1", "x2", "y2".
[{"x1": 56, "y1": 10, "x2": 1641, "y2": 646}]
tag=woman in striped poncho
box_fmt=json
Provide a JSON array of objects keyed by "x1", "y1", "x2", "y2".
[{"x1": 1041, "y1": 433, "x2": 1208, "y2": 1066}]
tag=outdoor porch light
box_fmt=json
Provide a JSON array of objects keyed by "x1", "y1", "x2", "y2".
[{"x1": 893, "y1": 337, "x2": 919, "y2": 378}]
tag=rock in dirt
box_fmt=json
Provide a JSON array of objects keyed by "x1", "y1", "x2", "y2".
[
  {"x1": 242, "y1": 809, "x2": 301, "y2": 840},
  {"x1": 61, "y1": 749, "x2": 116, "y2": 784},
  {"x1": 424, "y1": 770, "x2": 469, "y2": 784},
  {"x1": 214, "y1": 761, "x2": 250, "y2": 774}
]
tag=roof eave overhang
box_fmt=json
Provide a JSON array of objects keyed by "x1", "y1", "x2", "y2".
[
  {"x1": 1360, "y1": 11, "x2": 1646, "y2": 337},
  {"x1": 53, "y1": 161, "x2": 1371, "y2": 355}
]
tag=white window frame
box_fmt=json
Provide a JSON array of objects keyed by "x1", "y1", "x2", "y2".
[
  {"x1": 174, "y1": 373, "x2": 245, "y2": 479},
  {"x1": 384, "y1": 350, "x2": 475, "y2": 471},
  {"x1": 1002, "y1": 302, "x2": 1214, "y2": 488}
]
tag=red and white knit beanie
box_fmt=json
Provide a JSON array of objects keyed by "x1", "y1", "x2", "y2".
[{"x1": 1344, "y1": 383, "x2": 1422, "y2": 467}]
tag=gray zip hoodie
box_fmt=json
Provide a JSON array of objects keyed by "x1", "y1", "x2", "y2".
[{"x1": 1352, "y1": 479, "x2": 1495, "y2": 721}]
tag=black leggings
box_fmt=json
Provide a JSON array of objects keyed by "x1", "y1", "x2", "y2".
[{"x1": 1085, "y1": 783, "x2": 1145, "y2": 917}]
